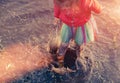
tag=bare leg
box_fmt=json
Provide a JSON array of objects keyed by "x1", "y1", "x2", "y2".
[{"x1": 57, "y1": 42, "x2": 69, "y2": 67}]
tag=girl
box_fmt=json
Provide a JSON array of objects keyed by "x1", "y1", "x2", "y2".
[{"x1": 53, "y1": 0, "x2": 102, "y2": 68}]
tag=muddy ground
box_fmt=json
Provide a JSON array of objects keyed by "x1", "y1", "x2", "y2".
[{"x1": 0, "y1": 0, "x2": 120, "y2": 83}]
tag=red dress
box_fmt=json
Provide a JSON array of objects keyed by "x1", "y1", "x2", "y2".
[{"x1": 54, "y1": 0, "x2": 101, "y2": 27}]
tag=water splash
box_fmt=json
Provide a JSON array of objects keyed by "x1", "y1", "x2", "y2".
[{"x1": 0, "y1": 43, "x2": 52, "y2": 82}]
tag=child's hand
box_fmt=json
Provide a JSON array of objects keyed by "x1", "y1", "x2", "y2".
[
  {"x1": 54, "y1": 17, "x2": 60, "y2": 26},
  {"x1": 53, "y1": 17, "x2": 62, "y2": 30}
]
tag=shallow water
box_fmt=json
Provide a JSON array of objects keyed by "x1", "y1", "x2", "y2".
[{"x1": 0, "y1": 0, "x2": 120, "y2": 83}]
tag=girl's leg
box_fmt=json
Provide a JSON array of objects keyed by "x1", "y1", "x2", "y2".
[
  {"x1": 74, "y1": 26, "x2": 84, "y2": 57},
  {"x1": 74, "y1": 27, "x2": 85, "y2": 70},
  {"x1": 57, "y1": 23, "x2": 72, "y2": 67},
  {"x1": 57, "y1": 43, "x2": 68, "y2": 67},
  {"x1": 74, "y1": 23, "x2": 94, "y2": 56}
]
